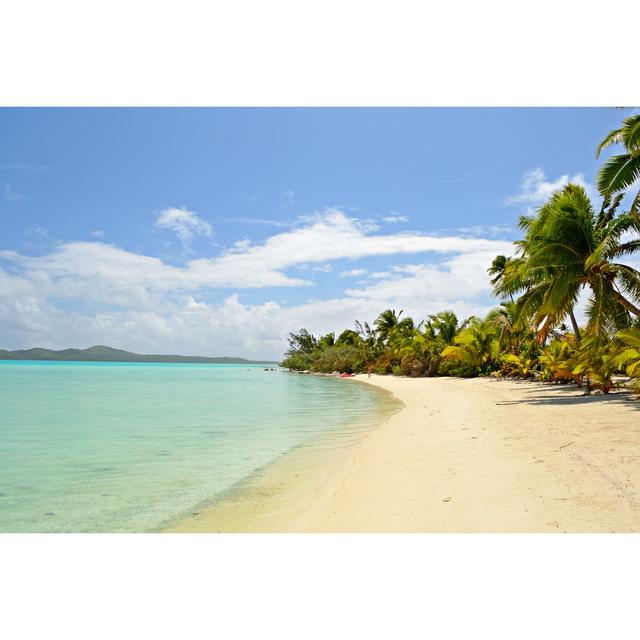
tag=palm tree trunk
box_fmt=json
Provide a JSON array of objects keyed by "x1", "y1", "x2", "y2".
[
  {"x1": 612, "y1": 290, "x2": 640, "y2": 316},
  {"x1": 568, "y1": 310, "x2": 581, "y2": 345}
]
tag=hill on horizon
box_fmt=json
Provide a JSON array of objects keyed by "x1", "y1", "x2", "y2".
[{"x1": 0, "y1": 345, "x2": 279, "y2": 364}]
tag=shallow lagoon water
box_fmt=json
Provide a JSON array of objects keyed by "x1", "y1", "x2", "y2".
[{"x1": 0, "y1": 361, "x2": 398, "y2": 532}]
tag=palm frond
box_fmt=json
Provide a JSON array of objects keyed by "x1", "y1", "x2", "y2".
[
  {"x1": 631, "y1": 190, "x2": 640, "y2": 216},
  {"x1": 597, "y1": 154, "x2": 640, "y2": 195},
  {"x1": 596, "y1": 127, "x2": 623, "y2": 158},
  {"x1": 613, "y1": 263, "x2": 640, "y2": 309},
  {"x1": 621, "y1": 113, "x2": 640, "y2": 154}
]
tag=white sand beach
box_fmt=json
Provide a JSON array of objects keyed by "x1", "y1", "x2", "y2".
[{"x1": 169, "y1": 375, "x2": 640, "y2": 533}]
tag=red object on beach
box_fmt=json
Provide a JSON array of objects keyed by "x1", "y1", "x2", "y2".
[{"x1": 339, "y1": 373, "x2": 355, "y2": 378}]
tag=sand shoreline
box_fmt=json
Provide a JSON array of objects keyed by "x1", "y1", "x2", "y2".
[{"x1": 168, "y1": 375, "x2": 640, "y2": 533}]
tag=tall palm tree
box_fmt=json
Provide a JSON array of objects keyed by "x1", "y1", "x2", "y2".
[
  {"x1": 487, "y1": 255, "x2": 516, "y2": 302},
  {"x1": 398, "y1": 329, "x2": 439, "y2": 377},
  {"x1": 486, "y1": 301, "x2": 533, "y2": 354},
  {"x1": 501, "y1": 184, "x2": 640, "y2": 342},
  {"x1": 428, "y1": 310, "x2": 459, "y2": 345},
  {"x1": 489, "y1": 253, "x2": 529, "y2": 308},
  {"x1": 488, "y1": 254, "x2": 508, "y2": 286},
  {"x1": 596, "y1": 112, "x2": 640, "y2": 213},
  {"x1": 374, "y1": 309, "x2": 404, "y2": 343}
]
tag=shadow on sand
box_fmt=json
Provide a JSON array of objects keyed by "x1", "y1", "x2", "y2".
[{"x1": 493, "y1": 380, "x2": 640, "y2": 411}]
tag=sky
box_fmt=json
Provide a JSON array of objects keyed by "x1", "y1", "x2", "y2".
[{"x1": 0, "y1": 107, "x2": 629, "y2": 359}]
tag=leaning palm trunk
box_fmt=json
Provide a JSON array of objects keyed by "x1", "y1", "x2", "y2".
[
  {"x1": 568, "y1": 310, "x2": 581, "y2": 345},
  {"x1": 611, "y1": 290, "x2": 640, "y2": 316}
]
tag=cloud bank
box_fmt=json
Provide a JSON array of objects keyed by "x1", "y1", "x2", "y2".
[{"x1": 1, "y1": 209, "x2": 514, "y2": 359}]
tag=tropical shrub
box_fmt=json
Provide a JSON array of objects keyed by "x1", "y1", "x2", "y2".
[
  {"x1": 573, "y1": 336, "x2": 624, "y2": 394},
  {"x1": 616, "y1": 328, "x2": 640, "y2": 395},
  {"x1": 499, "y1": 353, "x2": 536, "y2": 379},
  {"x1": 538, "y1": 338, "x2": 577, "y2": 383},
  {"x1": 440, "y1": 317, "x2": 500, "y2": 375}
]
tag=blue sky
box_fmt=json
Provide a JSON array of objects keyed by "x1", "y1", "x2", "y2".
[{"x1": 0, "y1": 108, "x2": 627, "y2": 358}]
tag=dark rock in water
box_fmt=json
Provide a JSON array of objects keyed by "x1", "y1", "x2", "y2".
[{"x1": 45, "y1": 512, "x2": 56, "y2": 516}]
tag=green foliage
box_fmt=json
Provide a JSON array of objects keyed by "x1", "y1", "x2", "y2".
[
  {"x1": 573, "y1": 335, "x2": 624, "y2": 394},
  {"x1": 440, "y1": 316, "x2": 500, "y2": 375},
  {"x1": 596, "y1": 113, "x2": 640, "y2": 212},
  {"x1": 499, "y1": 353, "x2": 536, "y2": 379},
  {"x1": 494, "y1": 183, "x2": 640, "y2": 344},
  {"x1": 538, "y1": 337, "x2": 577, "y2": 383},
  {"x1": 616, "y1": 327, "x2": 640, "y2": 394}
]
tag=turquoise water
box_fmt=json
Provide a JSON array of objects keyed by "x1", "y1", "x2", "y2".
[{"x1": 0, "y1": 361, "x2": 398, "y2": 532}]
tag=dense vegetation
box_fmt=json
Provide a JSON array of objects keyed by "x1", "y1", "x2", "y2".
[{"x1": 282, "y1": 113, "x2": 640, "y2": 395}]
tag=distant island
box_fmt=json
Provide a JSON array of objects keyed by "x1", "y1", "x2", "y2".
[{"x1": 0, "y1": 345, "x2": 279, "y2": 365}]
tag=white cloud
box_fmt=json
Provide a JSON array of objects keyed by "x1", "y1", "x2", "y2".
[
  {"x1": 339, "y1": 268, "x2": 367, "y2": 278},
  {"x1": 506, "y1": 168, "x2": 598, "y2": 206},
  {"x1": 456, "y1": 224, "x2": 512, "y2": 237},
  {"x1": 344, "y1": 250, "x2": 514, "y2": 310},
  {"x1": 0, "y1": 208, "x2": 515, "y2": 359},
  {"x1": 391, "y1": 264, "x2": 422, "y2": 274},
  {"x1": 204, "y1": 209, "x2": 510, "y2": 277},
  {"x1": 90, "y1": 230, "x2": 105, "y2": 238},
  {"x1": 154, "y1": 207, "x2": 212, "y2": 247},
  {"x1": 0, "y1": 281, "x2": 501, "y2": 361},
  {"x1": 357, "y1": 218, "x2": 382, "y2": 232},
  {"x1": 1, "y1": 210, "x2": 512, "y2": 296},
  {"x1": 382, "y1": 214, "x2": 409, "y2": 223}
]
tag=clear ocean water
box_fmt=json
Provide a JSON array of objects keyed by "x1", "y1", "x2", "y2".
[{"x1": 0, "y1": 361, "x2": 398, "y2": 532}]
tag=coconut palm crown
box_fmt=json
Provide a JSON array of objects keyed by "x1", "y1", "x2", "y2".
[
  {"x1": 497, "y1": 184, "x2": 640, "y2": 341},
  {"x1": 596, "y1": 112, "x2": 640, "y2": 213}
]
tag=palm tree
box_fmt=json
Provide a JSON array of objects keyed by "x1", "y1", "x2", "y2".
[
  {"x1": 374, "y1": 309, "x2": 404, "y2": 343},
  {"x1": 441, "y1": 316, "x2": 500, "y2": 374},
  {"x1": 487, "y1": 255, "x2": 516, "y2": 301},
  {"x1": 596, "y1": 112, "x2": 640, "y2": 213},
  {"x1": 502, "y1": 184, "x2": 640, "y2": 342},
  {"x1": 486, "y1": 301, "x2": 536, "y2": 356},
  {"x1": 398, "y1": 329, "x2": 439, "y2": 377},
  {"x1": 428, "y1": 310, "x2": 459, "y2": 345},
  {"x1": 355, "y1": 319, "x2": 376, "y2": 345},
  {"x1": 335, "y1": 329, "x2": 361, "y2": 346}
]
